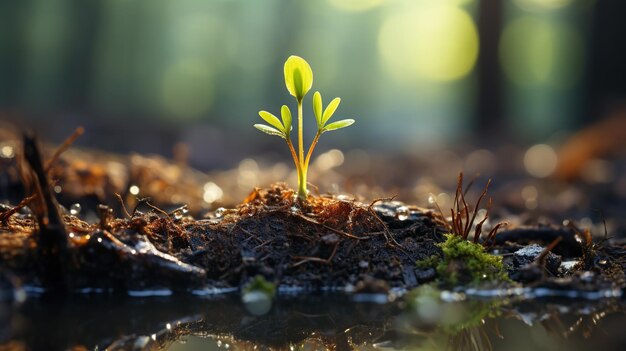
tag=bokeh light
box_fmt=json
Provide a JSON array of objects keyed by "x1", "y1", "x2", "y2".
[
  {"x1": 0, "y1": 0, "x2": 607, "y2": 155},
  {"x1": 524, "y1": 144, "x2": 558, "y2": 178},
  {"x1": 378, "y1": 1, "x2": 479, "y2": 82},
  {"x1": 326, "y1": 0, "x2": 384, "y2": 12}
]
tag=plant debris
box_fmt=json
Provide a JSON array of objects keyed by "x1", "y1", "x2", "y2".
[
  {"x1": 1, "y1": 128, "x2": 626, "y2": 299},
  {"x1": 0, "y1": 132, "x2": 447, "y2": 293}
]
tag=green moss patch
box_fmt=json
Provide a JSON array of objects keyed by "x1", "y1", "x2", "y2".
[{"x1": 418, "y1": 233, "x2": 510, "y2": 286}]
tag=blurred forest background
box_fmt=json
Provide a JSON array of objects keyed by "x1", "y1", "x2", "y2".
[{"x1": 1, "y1": 0, "x2": 625, "y2": 171}]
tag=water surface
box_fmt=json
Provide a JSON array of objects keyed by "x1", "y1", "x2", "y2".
[{"x1": 2, "y1": 292, "x2": 625, "y2": 350}]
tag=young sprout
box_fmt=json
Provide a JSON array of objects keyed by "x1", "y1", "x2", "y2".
[{"x1": 254, "y1": 55, "x2": 355, "y2": 201}]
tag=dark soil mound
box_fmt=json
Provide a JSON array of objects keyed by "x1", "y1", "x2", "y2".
[
  {"x1": 178, "y1": 184, "x2": 446, "y2": 290},
  {"x1": 1, "y1": 180, "x2": 446, "y2": 293}
]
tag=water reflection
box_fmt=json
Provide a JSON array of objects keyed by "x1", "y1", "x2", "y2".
[{"x1": 1, "y1": 293, "x2": 625, "y2": 351}]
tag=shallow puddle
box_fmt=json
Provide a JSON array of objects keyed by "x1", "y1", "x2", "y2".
[{"x1": 2, "y1": 292, "x2": 625, "y2": 350}]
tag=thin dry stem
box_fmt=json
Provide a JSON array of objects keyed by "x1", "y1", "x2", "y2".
[
  {"x1": 114, "y1": 193, "x2": 132, "y2": 218},
  {"x1": 44, "y1": 126, "x2": 84, "y2": 173},
  {"x1": 292, "y1": 240, "x2": 340, "y2": 267},
  {"x1": 0, "y1": 194, "x2": 37, "y2": 223},
  {"x1": 535, "y1": 236, "x2": 563, "y2": 265},
  {"x1": 445, "y1": 173, "x2": 505, "y2": 247}
]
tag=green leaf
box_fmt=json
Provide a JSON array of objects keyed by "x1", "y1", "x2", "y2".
[
  {"x1": 322, "y1": 119, "x2": 354, "y2": 133},
  {"x1": 284, "y1": 55, "x2": 313, "y2": 102},
  {"x1": 254, "y1": 124, "x2": 285, "y2": 138},
  {"x1": 259, "y1": 111, "x2": 285, "y2": 133},
  {"x1": 322, "y1": 97, "x2": 341, "y2": 125},
  {"x1": 280, "y1": 105, "x2": 292, "y2": 134},
  {"x1": 313, "y1": 91, "x2": 322, "y2": 127}
]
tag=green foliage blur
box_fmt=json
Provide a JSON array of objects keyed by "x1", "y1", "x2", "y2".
[{"x1": 0, "y1": 0, "x2": 594, "y2": 152}]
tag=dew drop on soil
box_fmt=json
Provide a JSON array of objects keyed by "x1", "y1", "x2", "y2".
[
  {"x1": 428, "y1": 194, "x2": 436, "y2": 205},
  {"x1": 396, "y1": 206, "x2": 409, "y2": 220},
  {"x1": 173, "y1": 205, "x2": 190, "y2": 220},
  {"x1": 70, "y1": 203, "x2": 81, "y2": 216},
  {"x1": 214, "y1": 207, "x2": 226, "y2": 218}
]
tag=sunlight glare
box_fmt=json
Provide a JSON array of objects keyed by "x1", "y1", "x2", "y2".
[{"x1": 378, "y1": 2, "x2": 479, "y2": 82}]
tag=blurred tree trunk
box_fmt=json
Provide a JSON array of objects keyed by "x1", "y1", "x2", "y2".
[
  {"x1": 585, "y1": 0, "x2": 626, "y2": 120},
  {"x1": 476, "y1": 0, "x2": 503, "y2": 134},
  {"x1": 0, "y1": 2, "x2": 25, "y2": 109}
]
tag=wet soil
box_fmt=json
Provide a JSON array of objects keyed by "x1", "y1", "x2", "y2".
[
  {"x1": 1, "y1": 182, "x2": 446, "y2": 293},
  {"x1": 2, "y1": 126, "x2": 626, "y2": 351},
  {"x1": 0, "y1": 128, "x2": 625, "y2": 298}
]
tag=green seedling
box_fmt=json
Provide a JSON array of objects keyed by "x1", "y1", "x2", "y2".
[{"x1": 254, "y1": 55, "x2": 355, "y2": 201}]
